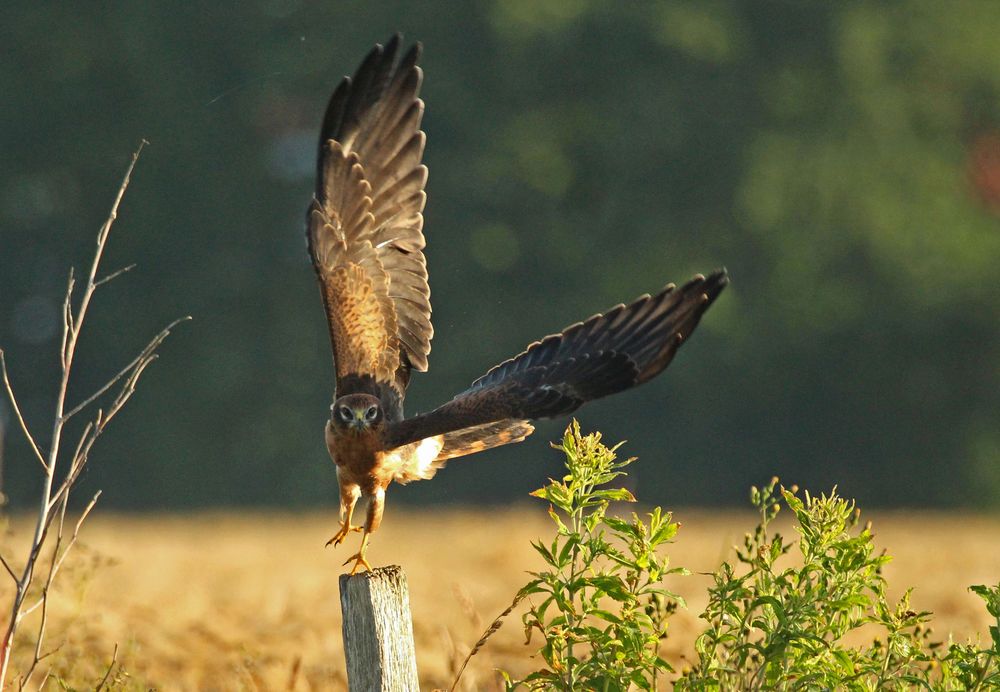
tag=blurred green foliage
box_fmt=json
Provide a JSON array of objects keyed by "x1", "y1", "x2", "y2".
[{"x1": 1, "y1": 1, "x2": 998, "y2": 509}]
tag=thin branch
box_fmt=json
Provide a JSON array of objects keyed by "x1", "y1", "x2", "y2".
[
  {"x1": 94, "y1": 643, "x2": 119, "y2": 692},
  {"x1": 35, "y1": 646, "x2": 59, "y2": 663},
  {"x1": 51, "y1": 424, "x2": 99, "y2": 515},
  {"x1": 50, "y1": 492, "x2": 102, "y2": 578},
  {"x1": 107, "y1": 357, "x2": 155, "y2": 419},
  {"x1": 62, "y1": 316, "x2": 190, "y2": 422},
  {"x1": 0, "y1": 352, "x2": 47, "y2": 471},
  {"x1": 74, "y1": 492, "x2": 101, "y2": 536},
  {"x1": 17, "y1": 599, "x2": 42, "y2": 622},
  {"x1": 47, "y1": 423, "x2": 94, "y2": 515},
  {"x1": 24, "y1": 475, "x2": 101, "y2": 686},
  {"x1": 59, "y1": 269, "x2": 75, "y2": 369},
  {"x1": 21, "y1": 631, "x2": 62, "y2": 690},
  {"x1": 0, "y1": 553, "x2": 16, "y2": 583},
  {"x1": 64, "y1": 431, "x2": 98, "y2": 496},
  {"x1": 27, "y1": 591, "x2": 49, "y2": 683},
  {"x1": 0, "y1": 140, "x2": 160, "y2": 690},
  {"x1": 20, "y1": 670, "x2": 51, "y2": 692},
  {"x1": 94, "y1": 263, "x2": 136, "y2": 288},
  {"x1": 23, "y1": 488, "x2": 73, "y2": 687},
  {"x1": 80, "y1": 141, "x2": 147, "y2": 315},
  {"x1": 67, "y1": 421, "x2": 94, "y2": 479}
]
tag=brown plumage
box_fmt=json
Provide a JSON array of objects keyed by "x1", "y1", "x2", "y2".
[{"x1": 308, "y1": 35, "x2": 729, "y2": 574}]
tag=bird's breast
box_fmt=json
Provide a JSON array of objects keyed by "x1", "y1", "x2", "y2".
[{"x1": 326, "y1": 427, "x2": 380, "y2": 472}]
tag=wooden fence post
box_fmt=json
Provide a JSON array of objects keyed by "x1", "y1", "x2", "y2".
[{"x1": 339, "y1": 565, "x2": 420, "y2": 691}]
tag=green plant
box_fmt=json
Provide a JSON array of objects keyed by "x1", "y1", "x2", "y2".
[
  {"x1": 501, "y1": 421, "x2": 685, "y2": 691},
  {"x1": 454, "y1": 435, "x2": 999, "y2": 691},
  {"x1": 676, "y1": 478, "x2": 1000, "y2": 691},
  {"x1": 937, "y1": 584, "x2": 1000, "y2": 690}
]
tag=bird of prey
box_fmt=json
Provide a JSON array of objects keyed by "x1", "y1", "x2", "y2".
[{"x1": 307, "y1": 36, "x2": 728, "y2": 574}]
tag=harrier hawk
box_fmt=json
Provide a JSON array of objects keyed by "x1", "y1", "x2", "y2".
[{"x1": 308, "y1": 36, "x2": 728, "y2": 574}]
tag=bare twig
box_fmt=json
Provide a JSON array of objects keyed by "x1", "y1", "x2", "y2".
[
  {"x1": 16, "y1": 598, "x2": 42, "y2": 623},
  {"x1": 62, "y1": 316, "x2": 190, "y2": 422},
  {"x1": 46, "y1": 422, "x2": 95, "y2": 513},
  {"x1": 94, "y1": 643, "x2": 119, "y2": 692},
  {"x1": 94, "y1": 263, "x2": 136, "y2": 288},
  {"x1": 0, "y1": 140, "x2": 183, "y2": 688},
  {"x1": 59, "y1": 270, "x2": 75, "y2": 370},
  {"x1": 21, "y1": 597, "x2": 50, "y2": 688},
  {"x1": 0, "y1": 351, "x2": 47, "y2": 470},
  {"x1": 50, "y1": 491, "x2": 101, "y2": 579},
  {"x1": 0, "y1": 553, "x2": 16, "y2": 583}
]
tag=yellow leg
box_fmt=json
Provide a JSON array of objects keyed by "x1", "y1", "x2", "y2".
[
  {"x1": 341, "y1": 487, "x2": 384, "y2": 575},
  {"x1": 343, "y1": 530, "x2": 372, "y2": 575},
  {"x1": 326, "y1": 481, "x2": 362, "y2": 547},
  {"x1": 325, "y1": 516, "x2": 362, "y2": 547}
]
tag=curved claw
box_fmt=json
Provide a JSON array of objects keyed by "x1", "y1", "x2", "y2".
[
  {"x1": 325, "y1": 523, "x2": 363, "y2": 548},
  {"x1": 343, "y1": 552, "x2": 373, "y2": 575}
]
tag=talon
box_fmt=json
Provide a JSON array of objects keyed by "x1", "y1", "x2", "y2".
[
  {"x1": 343, "y1": 552, "x2": 372, "y2": 575},
  {"x1": 325, "y1": 523, "x2": 363, "y2": 547}
]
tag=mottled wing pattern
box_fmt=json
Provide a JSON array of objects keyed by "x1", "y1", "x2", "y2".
[
  {"x1": 309, "y1": 148, "x2": 399, "y2": 385},
  {"x1": 383, "y1": 419, "x2": 535, "y2": 484},
  {"x1": 308, "y1": 34, "x2": 432, "y2": 398},
  {"x1": 384, "y1": 270, "x2": 728, "y2": 449}
]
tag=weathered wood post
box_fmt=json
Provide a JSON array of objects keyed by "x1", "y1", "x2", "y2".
[{"x1": 339, "y1": 565, "x2": 419, "y2": 691}]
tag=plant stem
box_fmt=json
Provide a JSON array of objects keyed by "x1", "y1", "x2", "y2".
[
  {"x1": 566, "y1": 495, "x2": 583, "y2": 690},
  {"x1": 0, "y1": 143, "x2": 150, "y2": 688}
]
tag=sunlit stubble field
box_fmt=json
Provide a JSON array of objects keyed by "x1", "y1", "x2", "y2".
[{"x1": 4, "y1": 507, "x2": 999, "y2": 690}]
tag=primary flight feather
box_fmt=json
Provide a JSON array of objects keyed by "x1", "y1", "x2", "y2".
[{"x1": 308, "y1": 35, "x2": 728, "y2": 574}]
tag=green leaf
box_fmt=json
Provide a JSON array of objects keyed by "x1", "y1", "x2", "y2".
[
  {"x1": 970, "y1": 584, "x2": 1000, "y2": 618},
  {"x1": 531, "y1": 539, "x2": 554, "y2": 564},
  {"x1": 557, "y1": 535, "x2": 579, "y2": 567},
  {"x1": 592, "y1": 608, "x2": 623, "y2": 625},
  {"x1": 591, "y1": 574, "x2": 631, "y2": 601},
  {"x1": 604, "y1": 515, "x2": 638, "y2": 537},
  {"x1": 594, "y1": 488, "x2": 637, "y2": 503},
  {"x1": 650, "y1": 520, "x2": 679, "y2": 545}
]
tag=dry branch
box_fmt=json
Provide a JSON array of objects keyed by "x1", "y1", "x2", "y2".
[
  {"x1": 94, "y1": 643, "x2": 119, "y2": 691},
  {"x1": 0, "y1": 352, "x2": 47, "y2": 470},
  {"x1": 0, "y1": 141, "x2": 187, "y2": 688}
]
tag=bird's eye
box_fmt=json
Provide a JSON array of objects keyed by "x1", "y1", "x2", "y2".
[
  {"x1": 365, "y1": 405, "x2": 379, "y2": 420},
  {"x1": 338, "y1": 406, "x2": 352, "y2": 421}
]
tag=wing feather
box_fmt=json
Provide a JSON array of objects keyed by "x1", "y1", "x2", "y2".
[
  {"x1": 385, "y1": 270, "x2": 728, "y2": 449},
  {"x1": 308, "y1": 35, "x2": 433, "y2": 399}
]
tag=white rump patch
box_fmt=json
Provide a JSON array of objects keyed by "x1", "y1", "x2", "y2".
[
  {"x1": 383, "y1": 435, "x2": 445, "y2": 484},
  {"x1": 412, "y1": 436, "x2": 445, "y2": 476}
]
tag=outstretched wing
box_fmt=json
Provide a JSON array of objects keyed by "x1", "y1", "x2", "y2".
[
  {"x1": 384, "y1": 269, "x2": 728, "y2": 449},
  {"x1": 307, "y1": 35, "x2": 432, "y2": 401}
]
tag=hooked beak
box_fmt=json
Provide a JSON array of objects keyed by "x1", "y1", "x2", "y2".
[{"x1": 348, "y1": 409, "x2": 368, "y2": 433}]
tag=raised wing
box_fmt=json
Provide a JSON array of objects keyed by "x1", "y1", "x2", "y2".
[
  {"x1": 384, "y1": 270, "x2": 729, "y2": 449},
  {"x1": 308, "y1": 35, "x2": 432, "y2": 398}
]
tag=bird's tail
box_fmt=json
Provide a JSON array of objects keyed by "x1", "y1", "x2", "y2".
[
  {"x1": 388, "y1": 419, "x2": 534, "y2": 484},
  {"x1": 434, "y1": 419, "x2": 534, "y2": 462}
]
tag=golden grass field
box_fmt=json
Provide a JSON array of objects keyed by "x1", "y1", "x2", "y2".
[{"x1": 3, "y1": 506, "x2": 1000, "y2": 690}]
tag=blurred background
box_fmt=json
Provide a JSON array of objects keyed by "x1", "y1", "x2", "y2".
[{"x1": 1, "y1": 1, "x2": 998, "y2": 512}]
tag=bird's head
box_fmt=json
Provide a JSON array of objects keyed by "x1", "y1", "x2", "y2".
[{"x1": 329, "y1": 393, "x2": 384, "y2": 436}]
